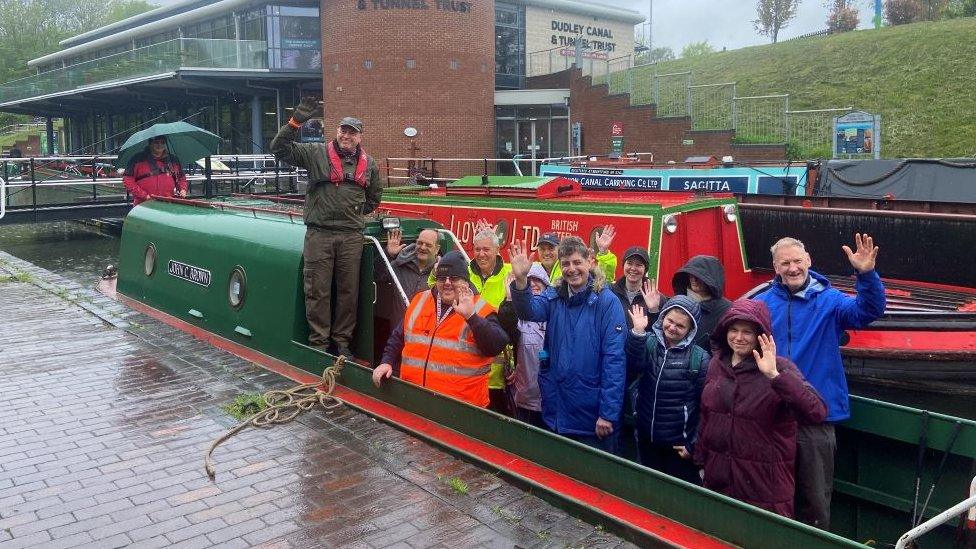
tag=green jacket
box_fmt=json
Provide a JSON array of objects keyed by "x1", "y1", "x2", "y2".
[
  {"x1": 470, "y1": 256, "x2": 513, "y2": 390},
  {"x1": 270, "y1": 124, "x2": 383, "y2": 231}
]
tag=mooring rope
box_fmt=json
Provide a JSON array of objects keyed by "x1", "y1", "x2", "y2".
[{"x1": 204, "y1": 356, "x2": 346, "y2": 479}]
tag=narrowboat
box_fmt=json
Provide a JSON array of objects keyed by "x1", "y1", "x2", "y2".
[{"x1": 109, "y1": 189, "x2": 976, "y2": 549}]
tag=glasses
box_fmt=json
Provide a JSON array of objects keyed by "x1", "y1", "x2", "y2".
[{"x1": 435, "y1": 275, "x2": 466, "y2": 284}]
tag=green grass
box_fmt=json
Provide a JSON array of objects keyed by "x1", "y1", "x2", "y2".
[
  {"x1": 446, "y1": 476, "x2": 468, "y2": 495},
  {"x1": 600, "y1": 18, "x2": 976, "y2": 158},
  {"x1": 221, "y1": 393, "x2": 267, "y2": 420}
]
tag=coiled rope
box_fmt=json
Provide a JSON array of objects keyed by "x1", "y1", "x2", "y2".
[{"x1": 204, "y1": 356, "x2": 346, "y2": 479}]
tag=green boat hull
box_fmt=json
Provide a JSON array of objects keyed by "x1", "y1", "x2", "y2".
[{"x1": 117, "y1": 198, "x2": 976, "y2": 548}]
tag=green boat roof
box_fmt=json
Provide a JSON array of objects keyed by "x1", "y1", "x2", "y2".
[{"x1": 449, "y1": 175, "x2": 562, "y2": 188}]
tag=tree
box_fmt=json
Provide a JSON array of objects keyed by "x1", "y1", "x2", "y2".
[
  {"x1": 945, "y1": 0, "x2": 976, "y2": 17},
  {"x1": 754, "y1": 0, "x2": 801, "y2": 43},
  {"x1": 918, "y1": 0, "x2": 948, "y2": 19},
  {"x1": 884, "y1": 0, "x2": 922, "y2": 23},
  {"x1": 681, "y1": 41, "x2": 715, "y2": 58},
  {"x1": 637, "y1": 46, "x2": 675, "y2": 64},
  {"x1": 0, "y1": 0, "x2": 154, "y2": 128},
  {"x1": 827, "y1": 0, "x2": 861, "y2": 31}
]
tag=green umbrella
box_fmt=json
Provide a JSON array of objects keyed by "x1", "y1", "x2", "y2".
[{"x1": 116, "y1": 121, "x2": 221, "y2": 168}]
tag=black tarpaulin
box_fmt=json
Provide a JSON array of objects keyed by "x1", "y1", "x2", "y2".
[{"x1": 818, "y1": 158, "x2": 976, "y2": 202}]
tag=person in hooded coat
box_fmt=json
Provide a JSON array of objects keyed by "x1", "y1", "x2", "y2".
[
  {"x1": 695, "y1": 299, "x2": 827, "y2": 518},
  {"x1": 497, "y1": 263, "x2": 550, "y2": 429},
  {"x1": 625, "y1": 295, "x2": 709, "y2": 484},
  {"x1": 671, "y1": 255, "x2": 732, "y2": 349}
]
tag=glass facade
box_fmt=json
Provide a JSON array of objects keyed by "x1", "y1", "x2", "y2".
[
  {"x1": 495, "y1": 2, "x2": 525, "y2": 90},
  {"x1": 495, "y1": 105, "x2": 570, "y2": 174}
]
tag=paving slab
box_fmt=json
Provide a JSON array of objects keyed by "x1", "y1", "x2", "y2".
[{"x1": 0, "y1": 252, "x2": 634, "y2": 549}]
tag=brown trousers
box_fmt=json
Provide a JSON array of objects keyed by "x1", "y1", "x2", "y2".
[{"x1": 303, "y1": 227, "x2": 363, "y2": 348}]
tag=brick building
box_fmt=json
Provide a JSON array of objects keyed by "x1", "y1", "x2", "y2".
[{"x1": 0, "y1": 0, "x2": 660, "y2": 167}]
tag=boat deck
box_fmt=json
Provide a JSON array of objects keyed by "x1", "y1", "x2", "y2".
[{"x1": 0, "y1": 252, "x2": 638, "y2": 549}]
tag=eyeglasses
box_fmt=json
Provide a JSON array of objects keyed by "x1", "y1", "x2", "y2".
[{"x1": 435, "y1": 275, "x2": 466, "y2": 284}]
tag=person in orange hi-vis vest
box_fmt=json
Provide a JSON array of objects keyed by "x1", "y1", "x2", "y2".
[{"x1": 372, "y1": 251, "x2": 510, "y2": 407}]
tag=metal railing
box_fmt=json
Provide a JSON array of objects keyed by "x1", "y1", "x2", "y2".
[
  {"x1": 1, "y1": 154, "x2": 304, "y2": 217},
  {"x1": 386, "y1": 156, "x2": 547, "y2": 184},
  {"x1": 895, "y1": 475, "x2": 976, "y2": 549},
  {"x1": 0, "y1": 38, "x2": 268, "y2": 104}
]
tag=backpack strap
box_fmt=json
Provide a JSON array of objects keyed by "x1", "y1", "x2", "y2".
[{"x1": 688, "y1": 345, "x2": 704, "y2": 377}]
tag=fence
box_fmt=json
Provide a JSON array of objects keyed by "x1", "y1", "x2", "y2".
[{"x1": 591, "y1": 62, "x2": 855, "y2": 158}]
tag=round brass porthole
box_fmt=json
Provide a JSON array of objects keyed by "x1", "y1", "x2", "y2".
[
  {"x1": 228, "y1": 266, "x2": 246, "y2": 309},
  {"x1": 144, "y1": 243, "x2": 157, "y2": 276}
]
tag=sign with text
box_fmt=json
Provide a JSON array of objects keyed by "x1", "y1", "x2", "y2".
[
  {"x1": 357, "y1": 0, "x2": 471, "y2": 12},
  {"x1": 668, "y1": 176, "x2": 749, "y2": 193},
  {"x1": 833, "y1": 111, "x2": 880, "y2": 160},
  {"x1": 168, "y1": 260, "x2": 212, "y2": 287}
]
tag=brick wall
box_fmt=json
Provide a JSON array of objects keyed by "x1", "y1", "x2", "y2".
[
  {"x1": 529, "y1": 68, "x2": 786, "y2": 163},
  {"x1": 321, "y1": 0, "x2": 495, "y2": 178}
]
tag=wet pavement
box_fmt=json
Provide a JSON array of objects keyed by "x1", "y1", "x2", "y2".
[{"x1": 0, "y1": 251, "x2": 638, "y2": 549}]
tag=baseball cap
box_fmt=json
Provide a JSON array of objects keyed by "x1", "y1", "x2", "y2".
[
  {"x1": 338, "y1": 117, "x2": 363, "y2": 133},
  {"x1": 623, "y1": 246, "x2": 649, "y2": 267},
  {"x1": 538, "y1": 232, "x2": 560, "y2": 247}
]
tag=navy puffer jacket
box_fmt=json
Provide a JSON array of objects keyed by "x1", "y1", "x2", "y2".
[{"x1": 624, "y1": 295, "x2": 710, "y2": 445}]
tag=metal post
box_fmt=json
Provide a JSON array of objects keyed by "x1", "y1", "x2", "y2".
[
  {"x1": 628, "y1": 66, "x2": 634, "y2": 98},
  {"x1": 46, "y1": 118, "x2": 55, "y2": 155},
  {"x1": 653, "y1": 67, "x2": 660, "y2": 106},
  {"x1": 530, "y1": 120, "x2": 537, "y2": 176},
  {"x1": 205, "y1": 156, "x2": 213, "y2": 198},
  {"x1": 686, "y1": 73, "x2": 692, "y2": 116},
  {"x1": 251, "y1": 94, "x2": 262, "y2": 155},
  {"x1": 91, "y1": 156, "x2": 98, "y2": 200},
  {"x1": 29, "y1": 158, "x2": 36, "y2": 219},
  {"x1": 784, "y1": 95, "x2": 790, "y2": 141},
  {"x1": 732, "y1": 83, "x2": 738, "y2": 130}
]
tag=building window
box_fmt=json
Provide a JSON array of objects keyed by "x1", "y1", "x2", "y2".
[
  {"x1": 405, "y1": 58, "x2": 416, "y2": 69},
  {"x1": 494, "y1": 2, "x2": 525, "y2": 90},
  {"x1": 449, "y1": 59, "x2": 460, "y2": 70},
  {"x1": 363, "y1": 59, "x2": 373, "y2": 69}
]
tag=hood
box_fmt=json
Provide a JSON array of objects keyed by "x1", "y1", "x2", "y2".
[
  {"x1": 672, "y1": 255, "x2": 725, "y2": 299},
  {"x1": 710, "y1": 298, "x2": 773, "y2": 355},
  {"x1": 527, "y1": 263, "x2": 551, "y2": 286},
  {"x1": 652, "y1": 294, "x2": 701, "y2": 349}
]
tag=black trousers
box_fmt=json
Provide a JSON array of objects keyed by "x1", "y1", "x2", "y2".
[
  {"x1": 637, "y1": 435, "x2": 701, "y2": 486},
  {"x1": 795, "y1": 423, "x2": 836, "y2": 529}
]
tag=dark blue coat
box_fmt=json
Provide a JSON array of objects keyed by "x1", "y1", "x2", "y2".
[
  {"x1": 625, "y1": 295, "x2": 710, "y2": 445},
  {"x1": 754, "y1": 269, "x2": 885, "y2": 422},
  {"x1": 511, "y1": 276, "x2": 627, "y2": 436}
]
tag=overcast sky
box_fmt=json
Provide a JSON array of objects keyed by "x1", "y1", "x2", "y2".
[
  {"x1": 601, "y1": 0, "x2": 876, "y2": 52},
  {"x1": 148, "y1": 0, "x2": 877, "y2": 54}
]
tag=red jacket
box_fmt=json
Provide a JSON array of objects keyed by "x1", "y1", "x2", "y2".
[
  {"x1": 695, "y1": 299, "x2": 826, "y2": 518},
  {"x1": 122, "y1": 153, "x2": 187, "y2": 205}
]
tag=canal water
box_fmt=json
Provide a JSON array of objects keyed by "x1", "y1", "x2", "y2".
[{"x1": 0, "y1": 220, "x2": 972, "y2": 421}]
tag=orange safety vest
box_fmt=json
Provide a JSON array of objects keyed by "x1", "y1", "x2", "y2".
[{"x1": 400, "y1": 291, "x2": 494, "y2": 408}]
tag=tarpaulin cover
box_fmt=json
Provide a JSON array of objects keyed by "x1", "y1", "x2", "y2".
[{"x1": 818, "y1": 159, "x2": 976, "y2": 202}]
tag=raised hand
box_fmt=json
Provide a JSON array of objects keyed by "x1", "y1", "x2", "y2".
[
  {"x1": 474, "y1": 218, "x2": 494, "y2": 234},
  {"x1": 753, "y1": 333, "x2": 779, "y2": 380},
  {"x1": 595, "y1": 224, "x2": 616, "y2": 254},
  {"x1": 508, "y1": 240, "x2": 533, "y2": 289},
  {"x1": 292, "y1": 96, "x2": 321, "y2": 123},
  {"x1": 641, "y1": 278, "x2": 663, "y2": 312},
  {"x1": 386, "y1": 228, "x2": 405, "y2": 258},
  {"x1": 842, "y1": 232, "x2": 879, "y2": 274},
  {"x1": 453, "y1": 284, "x2": 476, "y2": 319},
  {"x1": 628, "y1": 303, "x2": 648, "y2": 333}
]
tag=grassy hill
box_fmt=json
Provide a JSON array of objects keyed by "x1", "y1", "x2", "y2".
[{"x1": 604, "y1": 18, "x2": 976, "y2": 158}]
